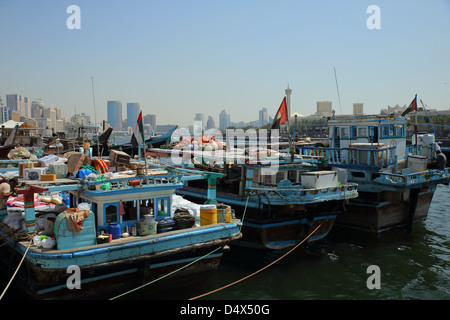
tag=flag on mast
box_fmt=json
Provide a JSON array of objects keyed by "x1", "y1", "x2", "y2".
[
  {"x1": 271, "y1": 97, "x2": 288, "y2": 130},
  {"x1": 131, "y1": 110, "x2": 145, "y2": 147},
  {"x1": 401, "y1": 95, "x2": 418, "y2": 116}
]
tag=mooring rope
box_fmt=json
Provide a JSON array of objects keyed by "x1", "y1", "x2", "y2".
[
  {"x1": 188, "y1": 222, "x2": 323, "y2": 300},
  {"x1": 109, "y1": 196, "x2": 250, "y2": 300},
  {"x1": 0, "y1": 238, "x2": 32, "y2": 300}
]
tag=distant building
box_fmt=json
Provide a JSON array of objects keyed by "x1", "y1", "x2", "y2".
[
  {"x1": 0, "y1": 106, "x2": 11, "y2": 123},
  {"x1": 206, "y1": 115, "x2": 215, "y2": 130},
  {"x1": 219, "y1": 109, "x2": 230, "y2": 130},
  {"x1": 31, "y1": 100, "x2": 44, "y2": 118},
  {"x1": 107, "y1": 100, "x2": 122, "y2": 130},
  {"x1": 316, "y1": 101, "x2": 333, "y2": 117},
  {"x1": 380, "y1": 104, "x2": 407, "y2": 115},
  {"x1": 353, "y1": 103, "x2": 364, "y2": 115},
  {"x1": 259, "y1": 107, "x2": 268, "y2": 127},
  {"x1": 126, "y1": 102, "x2": 140, "y2": 129},
  {"x1": 144, "y1": 114, "x2": 156, "y2": 133},
  {"x1": 194, "y1": 113, "x2": 205, "y2": 131},
  {"x1": 6, "y1": 94, "x2": 31, "y2": 118}
]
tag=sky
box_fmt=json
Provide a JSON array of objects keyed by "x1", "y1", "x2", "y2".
[{"x1": 1, "y1": 0, "x2": 449, "y2": 127}]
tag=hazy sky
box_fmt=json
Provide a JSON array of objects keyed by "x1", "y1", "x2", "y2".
[{"x1": 1, "y1": 0, "x2": 449, "y2": 127}]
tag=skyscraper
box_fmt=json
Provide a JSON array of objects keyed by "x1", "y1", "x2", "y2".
[
  {"x1": 194, "y1": 113, "x2": 205, "y2": 131},
  {"x1": 127, "y1": 102, "x2": 140, "y2": 129},
  {"x1": 107, "y1": 101, "x2": 122, "y2": 130},
  {"x1": 259, "y1": 107, "x2": 268, "y2": 127},
  {"x1": 144, "y1": 114, "x2": 156, "y2": 133},
  {"x1": 6, "y1": 94, "x2": 30, "y2": 117},
  {"x1": 206, "y1": 115, "x2": 215, "y2": 130},
  {"x1": 219, "y1": 110, "x2": 230, "y2": 130}
]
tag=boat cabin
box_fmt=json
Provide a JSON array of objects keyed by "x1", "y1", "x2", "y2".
[
  {"x1": 327, "y1": 115, "x2": 407, "y2": 160},
  {"x1": 68, "y1": 173, "x2": 182, "y2": 233}
]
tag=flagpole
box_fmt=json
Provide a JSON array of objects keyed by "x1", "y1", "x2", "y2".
[{"x1": 414, "y1": 94, "x2": 418, "y2": 155}]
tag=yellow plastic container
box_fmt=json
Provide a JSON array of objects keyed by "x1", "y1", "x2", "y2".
[{"x1": 200, "y1": 205, "x2": 217, "y2": 226}]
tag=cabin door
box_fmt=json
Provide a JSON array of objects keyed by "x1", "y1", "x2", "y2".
[
  {"x1": 333, "y1": 126, "x2": 340, "y2": 148},
  {"x1": 369, "y1": 126, "x2": 378, "y2": 144}
]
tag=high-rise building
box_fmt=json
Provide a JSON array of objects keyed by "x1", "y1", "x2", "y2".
[
  {"x1": 126, "y1": 102, "x2": 140, "y2": 129},
  {"x1": 259, "y1": 107, "x2": 268, "y2": 127},
  {"x1": 0, "y1": 106, "x2": 11, "y2": 123},
  {"x1": 107, "y1": 101, "x2": 122, "y2": 130},
  {"x1": 31, "y1": 100, "x2": 44, "y2": 118},
  {"x1": 219, "y1": 110, "x2": 230, "y2": 130},
  {"x1": 194, "y1": 113, "x2": 205, "y2": 131},
  {"x1": 206, "y1": 115, "x2": 215, "y2": 130},
  {"x1": 144, "y1": 114, "x2": 156, "y2": 133},
  {"x1": 6, "y1": 94, "x2": 30, "y2": 117}
]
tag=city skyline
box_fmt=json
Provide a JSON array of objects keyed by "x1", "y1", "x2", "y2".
[{"x1": 1, "y1": 1, "x2": 449, "y2": 127}]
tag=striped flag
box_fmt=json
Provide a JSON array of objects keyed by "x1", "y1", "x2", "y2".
[
  {"x1": 131, "y1": 110, "x2": 145, "y2": 147},
  {"x1": 401, "y1": 95, "x2": 417, "y2": 116},
  {"x1": 271, "y1": 97, "x2": 288, "y2": 130}
]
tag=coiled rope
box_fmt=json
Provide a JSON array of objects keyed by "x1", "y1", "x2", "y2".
[{"x1": 188, "y1": 222, "x2": 323, "y2": 300}]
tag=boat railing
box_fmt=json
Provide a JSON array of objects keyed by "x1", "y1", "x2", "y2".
[
  {"x1": 405, "y1": 144, "x2": 424, "y2": 157},
  {"x1": 81, "y1": 172, "x2": 180, "y2": 191},
  {"x1": 296, "y1": 146, "x2": 397, "y2": 168},
  {"x1": 373, "y1": 167, "x2": 450, "y2": 185}
]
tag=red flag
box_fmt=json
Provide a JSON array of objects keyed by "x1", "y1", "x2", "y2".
[
  {"x1": 131, "y1": 110, "x2": 145, "y2": 147},
  {"x1": 271, "y1": 97, "x2": 288, "y2": 129},
  {"x1": 401, "y1": 95, "x2": 417, "y2": 116}
]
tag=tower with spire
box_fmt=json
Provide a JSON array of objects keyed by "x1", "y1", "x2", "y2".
[{"x1": 285, "y1": 84, "x2": 292, "y2": 118}]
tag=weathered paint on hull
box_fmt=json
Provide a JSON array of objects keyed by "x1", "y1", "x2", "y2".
[
  {"x1": 0, "y1": 236, "x2": 237, "y2": 300},
  {"x1": 225, "y1": 201, "x2": 342, "y2": 250},
  {"x1": 335, "y1": 186, "x2": 435, "y2": 232},
  {"x1": 236, "y1": 216, "x2": 336, "y2": 249}
]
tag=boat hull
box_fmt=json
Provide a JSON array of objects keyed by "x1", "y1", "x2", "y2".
[
  {"x1": 0, "y1": 222, "x2": 241, "y2": 299},
  {"x1": 335, "y1": 185, "x2": 436, "y2": 232},
  {"x1": 178, "y1": 187, "x2": 345, "y2": 249}
]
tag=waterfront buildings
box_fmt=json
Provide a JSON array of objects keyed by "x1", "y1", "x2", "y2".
[
  {"x1": 126, "y1": 103, "x2": 140, "y2": 129},
  {"x1": 107, "y1": 101, "x2": 122, "y2": 130}
]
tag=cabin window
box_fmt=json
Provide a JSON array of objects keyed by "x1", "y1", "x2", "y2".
[
  {"x1": 156, "y1": 197, "x2": 170, "y2": 219},
  {"x1": 381, "y1": 125, "x2": 389, "y2": 137},
  {"x1": 389, "y1": 125, "x2": 394, "y2": 136},
  {"x1": 105, "y1": 204, "x2": 118, "y2": 223},
  {"x1": 288, "y1": 170, "x2": 298, "y2": 183},
  {"x1": 358, "y1": 127, "x2": 367, "y2": 137},
  {"x1": 275, "y1": 171, "x2": 286, "y2": 184},
  {"x1": 341, "y1": 127, "x2": 349, "y2": 138},
  {"x1": 122, "y1": 200, "x2": 138, "y2": 222},
  {"x1": 351, "y1": 126, "x2": 357, "y2": 138},
  {"x1": 140, "y1": 199, "x2": 154, "y2": 217}
]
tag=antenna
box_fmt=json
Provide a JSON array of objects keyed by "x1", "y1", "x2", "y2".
[
  {"x1": 91, "y1": 76, "x2": 97, "y2": 126},
  {"x1": 334, "y1": 67, "x2": 343, "y2": 115}
]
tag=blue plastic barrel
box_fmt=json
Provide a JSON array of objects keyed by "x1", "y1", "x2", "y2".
[{"x1": 109, "y1": 223, "x2": 121, "y2": 239}]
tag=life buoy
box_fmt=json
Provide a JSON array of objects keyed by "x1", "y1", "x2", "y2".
[{"x1": 92, "y1": 158, "x2": 109, "y2": 173}]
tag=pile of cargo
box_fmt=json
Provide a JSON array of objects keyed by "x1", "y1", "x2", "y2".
[{"x1": 19, "y1": 150, "x2": 135, "y2": 182}]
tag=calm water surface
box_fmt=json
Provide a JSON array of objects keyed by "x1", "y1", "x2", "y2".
[
  {"x1": 1, "y1": 185, "x2": 448, "y2": 301},
  {"x1": 130, "y1": 184, "x2": 450, "y2": 300}
]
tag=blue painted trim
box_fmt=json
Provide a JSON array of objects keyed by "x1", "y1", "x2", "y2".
[{"x1": 21, "y1": 222, "x2": 242, "y2": 267}]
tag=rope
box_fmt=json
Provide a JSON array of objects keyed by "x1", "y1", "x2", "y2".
[
  {"x1": 188, "y1": 222, "x2": 323, "y2": 300},
  {"x1": 109, "y1": 196, "x2": 250, "y2": 300},
  {"x1": 0, "y1": 238, "x2": 32, "y2": 300}
]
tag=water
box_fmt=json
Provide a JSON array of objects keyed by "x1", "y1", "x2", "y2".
[
  {"x1": 1, "y1": 185, "x2": 449, "y2": 301},
  {"x1": 128, "y1": 184, "x2": 450, "y2": 301}
]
